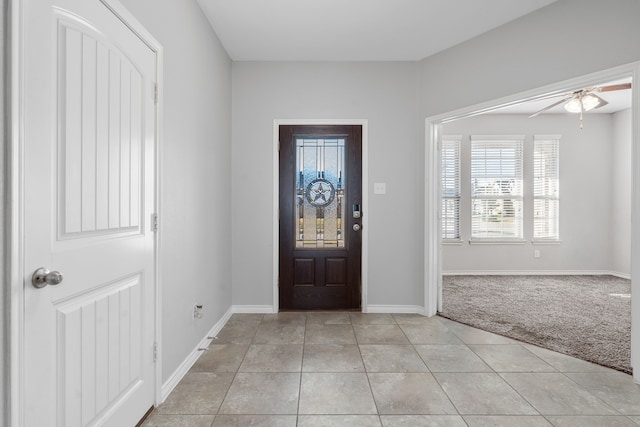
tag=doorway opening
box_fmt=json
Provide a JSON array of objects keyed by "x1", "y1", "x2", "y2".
[{"x1": 425, "y1": 63, "x2": 640, "y2": 381}]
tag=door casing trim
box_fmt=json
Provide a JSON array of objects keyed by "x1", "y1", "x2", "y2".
[
  {"x1": 273, "y1": 119, "x2": 369, "y2": 312},
  {"x1": 8, "y1": 1, "x2": 164, "y2": 425}
]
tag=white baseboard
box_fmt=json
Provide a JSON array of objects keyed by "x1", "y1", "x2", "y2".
[
  {"x1": 365, "y1": 305, "x2": 425, "y2": 315},
  {"x1": 443, "y1": 270, "x2": 630, "y2": 277},
  {"x1": 611, "y1": 271, "x2": 632, "y2": 279},
  {"x1": 233, "y1": 304, "x2": 429, "y2": 315},
  {"x1": 160, "y1": 307, "x2": 233, "y2": 402},
  {"x1": 232, "y1": 305, "x2": 276, "y2": 313}
]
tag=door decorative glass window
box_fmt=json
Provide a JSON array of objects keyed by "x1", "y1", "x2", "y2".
[{"x1": 296, "y1": 138, "x2": 345, "y2": 248}]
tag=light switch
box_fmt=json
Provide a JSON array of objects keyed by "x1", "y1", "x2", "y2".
[{"x1": 374, "y1": 182, "x2": 386, "y2": 195}]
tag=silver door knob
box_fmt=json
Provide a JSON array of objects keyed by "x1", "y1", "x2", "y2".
[
  {"x1": 353, "y1": 224, "x2": 361, "y2": 232},
  {"x1": 32, "y1": 267, "x2": 64, "y2": 288}
]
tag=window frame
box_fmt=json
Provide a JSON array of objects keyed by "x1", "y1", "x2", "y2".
[
  {"x1": 533, "y1": 134, "x2": 561, "y2": 242},
  {"x1": 470, "y1": 135, "x2": 525, "y2": 242},
  {"x1": 441, "y1": 136, "x2": 461, "y2": 241}
]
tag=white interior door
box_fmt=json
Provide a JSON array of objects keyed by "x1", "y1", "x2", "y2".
[{"x1": 21, "y1": 0, "x2": 157, "y2": 425}]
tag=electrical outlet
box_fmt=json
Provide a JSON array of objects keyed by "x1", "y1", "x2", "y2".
[
  {"x1": 194, "y1": 304, "x2": 203, "y2": 319},
  {"x1": 534, "y1": 250, "x2": 540, "y2": 258}
]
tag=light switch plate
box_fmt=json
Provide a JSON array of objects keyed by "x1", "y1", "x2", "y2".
[{"x1": 374, "y1": 182, "x2": 386, "y2": 194}]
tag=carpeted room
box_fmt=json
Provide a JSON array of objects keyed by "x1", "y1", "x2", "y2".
[
  {"x1": 440, "y1": 275, "x2": 631, "y2": 373},
  {"x1": 439, "y1": 101, "x2": 632, "y2": 373}
]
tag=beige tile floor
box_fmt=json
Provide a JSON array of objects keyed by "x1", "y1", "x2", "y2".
[{"x1": 142, "y1": 312, "x2": 640, "y2": 427}]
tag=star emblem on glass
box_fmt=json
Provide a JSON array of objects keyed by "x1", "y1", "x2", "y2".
[{"x1": 305, "y1": 179, "x2": 336, "y2": 207}]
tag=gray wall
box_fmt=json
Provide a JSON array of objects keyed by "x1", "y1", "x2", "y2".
[
  {"x1": 231, "y1": 61, "x2": 422, "y2": 308},
  {"x1": 612, "y1": 109, "x2": 632, "y2": 276},
  {"x1": 230, "y1": 0, "x2": 640, "y2": 309},
  {"x1": 419, "y1": 0, "x2": 640, "y2": 119},
  {"x1": 442, "y1": 113, "x2": 628, "y2": 274},
  {"x1": 118, "y1": 0, "x2": 232, "y2": 382},
  {"x1": 419, "y1": 0, "x2": 640, "y2": 286}
]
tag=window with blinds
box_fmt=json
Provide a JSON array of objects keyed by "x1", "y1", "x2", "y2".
[
  {"x1": 471, "y1": 135, "x2": 524, "y2": 239},
  {"x1": 442, "y1": 137, "x2": 461, "y2": 240},
  {"x1": 533, "y1": 135, "x2": 560, "y2": 240}
]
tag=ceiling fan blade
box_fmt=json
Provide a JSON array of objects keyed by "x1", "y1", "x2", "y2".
[
  {"x1": 528, "y1": 97, "x2": 571, "y2": 118},
  {"x1": 598, "y1": 83, "x2": 632, "y2": 92},
  {"x1": 591, "y1": 93, "x2": 609, "y2": 109}
]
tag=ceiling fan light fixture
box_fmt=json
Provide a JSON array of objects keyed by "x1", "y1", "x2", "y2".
[
  {"x1": 564, "y1": 97, "x2": 582, "y2": 113},
  {"x1": 581, "y1": 94, "x2": 602, "y2": 111},
  {"x1": 563, "y1": 93, "x2": 602, "y2": 113}
]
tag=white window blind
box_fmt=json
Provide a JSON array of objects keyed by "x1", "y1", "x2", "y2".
[
  {"x1": 533, "y1": 135, "x2": 560, "y2": 240},
  {"x1": 442, "y1": 136, "x2": 461, "y2": 240},
  {"x1": 471, "y1": 135, "x2": 524, "y2": 239}
]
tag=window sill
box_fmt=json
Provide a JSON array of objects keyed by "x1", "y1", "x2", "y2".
[
  {"x1": 469, "y1": 239, "x2": 526, "y2": 245},
  {"x1": 532, "y1": 239, "x2": 562, "y2": 245},
  {"x1": 443, "y1": 239, "x2": 463, "y2": 245}
]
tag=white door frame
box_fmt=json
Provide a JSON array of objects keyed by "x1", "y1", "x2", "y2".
[
  {"x1": 273, "y1": 119, "x2": 369, "y2": 313},
  {"x1": 7, "y1": 1, "x2": 164, "y2": 425},
  {"x1": 424, "y1": 61, "x2": 640, "y2": 383}
]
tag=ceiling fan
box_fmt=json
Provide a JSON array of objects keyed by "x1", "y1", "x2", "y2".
[{"x1": 528, "y1": 82, "x2": 632, "y2": 128}]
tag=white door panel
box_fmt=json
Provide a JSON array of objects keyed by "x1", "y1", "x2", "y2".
[
  {"x1": 22, "y1": 1, "x2": 157, "y2": 426},
  {"x1": 57, "y1": 21, "x2": 145, "y2": 237}
]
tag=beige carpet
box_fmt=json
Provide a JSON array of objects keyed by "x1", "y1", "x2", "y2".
[{"x1": 439, "y1": 275, "x2": 631, "y2": 373}]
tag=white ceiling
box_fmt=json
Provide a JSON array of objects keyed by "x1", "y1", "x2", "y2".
[
  {"x1": 195, "y1": 0, "x2": 631, "y2": 114},
  {"x1": 196, "y1": 0, "x2": 559, "y2": 61}
]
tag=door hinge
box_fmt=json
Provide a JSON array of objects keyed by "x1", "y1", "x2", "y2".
[
  {"x1": 151, "y1": 213, "x2": 159, "y2": 232},
  {"x1": 154, "y1": 83, "x2": 158, "y2": 104},
  {"x1": 153, "y1": 342, "x2": 159, "y2": 363},
  {"x1": 277, "y1": 140, "x2": 280, "y2": 151}
]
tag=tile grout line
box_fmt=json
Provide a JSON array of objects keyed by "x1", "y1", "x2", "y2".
[
  {"x1": 439, "y1": 318, "x2": 544, "y2": 419},
  {"x1": 354, "y1": 314, "x2": 383, "y2": 419},
  {"x1": 556, "y1": 371, "x2": 625, "y2": 416},
  {"x1": 413, "y1": 316, "x2": 465, "y2": 419},
  {"x1": 215, "y1": 315, "x2": 259, "y2": 417},
  {"x1": 295, "y1": 314, "x2": 308, "y2": 423}
]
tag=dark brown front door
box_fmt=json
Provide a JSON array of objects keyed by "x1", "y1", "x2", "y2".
[{"x1": 279, "y1": 125, "x2": 362, "y2": 310}]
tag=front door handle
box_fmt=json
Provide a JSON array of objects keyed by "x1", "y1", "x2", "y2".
[
  {"x1": 353, "y1": 224, "x2": 361, "y2": 232},
  {"x1": 32, "y1": 267, "x2": 64, "y2": 289}
]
